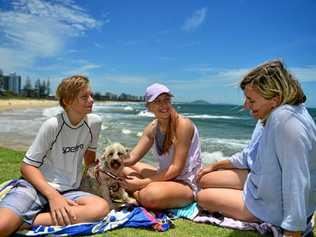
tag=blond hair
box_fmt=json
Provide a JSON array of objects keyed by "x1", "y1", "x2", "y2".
[
  {"x1": 56, "y1": 75, "x2": 90, "y2": 108},
  {"x1": 240, "y1": 59, "x2": 306, "y2": 105},
  {"x1": 162, "y1": 107, "x2": 179, "y2": 154}
]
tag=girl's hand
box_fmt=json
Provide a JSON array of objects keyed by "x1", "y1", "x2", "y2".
[
  {"x1": 120, "y1": 175, "x2": 148, "y2": 192},
  {"x1": 123, "y1": 153, "x2": 135, "y2": 166}
]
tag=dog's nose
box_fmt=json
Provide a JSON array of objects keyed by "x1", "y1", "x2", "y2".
[{"x1": 110, "y1": 159, "x2": 122, "y2": 170}]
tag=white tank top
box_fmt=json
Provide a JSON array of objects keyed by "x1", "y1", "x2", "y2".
[{"x1": 153, "y1": 123, "x2": 202, "y2": 193}]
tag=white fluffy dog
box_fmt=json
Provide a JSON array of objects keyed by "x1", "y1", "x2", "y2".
[{"x1": 80, "y1": 142, "x2": 134, "y2": 208}]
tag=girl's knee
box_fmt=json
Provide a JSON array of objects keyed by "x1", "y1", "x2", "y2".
[
  {"x1": 138, "y1": 193, "x2": 159, "y2": 209},
  {"x1": 138, "y1": 185, "x2": 162, "y2": 209}
]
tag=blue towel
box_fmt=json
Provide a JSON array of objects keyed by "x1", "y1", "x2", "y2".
[
  {"x1": 170, "y1": 202, "x2": 199, "y2": 219},
  {"x1": 17, "y1": 206, "x2": 170, "y2": 236}
]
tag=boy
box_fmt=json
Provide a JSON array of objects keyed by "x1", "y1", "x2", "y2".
[{"x1": 0, "y1": 75, "x2": 110, "y2": 236}]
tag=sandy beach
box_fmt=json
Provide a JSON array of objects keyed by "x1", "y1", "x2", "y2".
[{"x1": 0, "y1": 99, "x2": 58, "y2": 112}]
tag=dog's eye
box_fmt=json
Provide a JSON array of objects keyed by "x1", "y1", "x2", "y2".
[
  {"x1": 108, "y1": 152, "x2": 113, "y2": 157},
  {"x1": 118, "y1": 152, "x2": 124, "y2": 156}
]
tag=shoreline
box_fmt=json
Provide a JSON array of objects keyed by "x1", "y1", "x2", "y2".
[
  {"x1": 0, "y1": 99, "x2": 142, "y2": 112},
  {"x1": 0, "y1": 99, "x2": 59, "y2": 112},
  {"x1": 0, "y1": 99, "x2": 140, "y2": 151}
]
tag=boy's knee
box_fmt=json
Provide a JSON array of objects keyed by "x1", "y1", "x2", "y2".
[{"x1": 93, "y1": 199, "x2": 111, "y2": 219}]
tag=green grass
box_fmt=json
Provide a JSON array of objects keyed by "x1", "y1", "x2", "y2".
[
  {"x1": 0, "y1": 146, "x2": 314, "y2": 237},
  {"x1": 0, "y1": 147, "x2": 23, "y2": 182}
]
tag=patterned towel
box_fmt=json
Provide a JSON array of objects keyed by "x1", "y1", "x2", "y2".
[
  {"x1": 171, "y1": 202, "x2": 315, "y2": 237},
  {"x1": 16, "y1": 206, "x2": 170, "y2": 236},
  {"x1": 0, "y1": 180, "x2": 170, "y2": 236},
  {"x1": 170, "y1": 202, "x2": 282, "y2": 236}
]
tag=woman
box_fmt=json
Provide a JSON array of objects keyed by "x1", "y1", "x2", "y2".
[
  {"x1": 197, "y1": 59, "x2": 316, "y2": 237},
  {"x1": 122, "y1": 83, "x2": 201, "y2": 210}
]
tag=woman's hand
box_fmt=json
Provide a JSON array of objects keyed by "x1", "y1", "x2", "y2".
[
  {"x1": 197, "y1": 164, "x2": 217, "y2": 182},
  {"x1": 47, "y1": 192, "x2": 79, "y2": 226},
  {"x1": 197, "y1": 159, "x2": 234, "y2": 182}
]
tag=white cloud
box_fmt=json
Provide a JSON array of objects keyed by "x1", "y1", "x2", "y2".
[
  {"x1": 63, "y1": 63, "x2": 102, "y2": 76},
  {"x1": 182, "y1": 7, "x2": 207, "y2": 32},
  {"x1": 103, "y1": 74, "x2": 152, "y2": 84},
  {"x1": 0, "y1": 0, "x2": 102, "y2": 72},
  {"x1": 290, "y1": 66, "x2": 316, "y2": 82},
  {"x1": 183, "y1": 66, "x2": 248, "y2": 83},
  {"x1": 0, "y1": 47, "x2": 34, "y2": 72}
]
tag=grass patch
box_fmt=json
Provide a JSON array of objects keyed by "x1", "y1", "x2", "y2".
[
  {"x1": 0, "y1": 146, "x2": 314, "y2": 236},
  {"x1": 0, "y1": 146, "x2": 24, "y2": 182}
]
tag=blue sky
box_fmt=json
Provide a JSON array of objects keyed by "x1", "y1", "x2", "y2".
[{"x1": 0, "y1": 0, "x2": 316, "y2": 107}]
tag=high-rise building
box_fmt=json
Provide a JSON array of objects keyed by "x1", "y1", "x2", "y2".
[{"x1": 8, "y1": 73, "x2": 21, "y2": 95}]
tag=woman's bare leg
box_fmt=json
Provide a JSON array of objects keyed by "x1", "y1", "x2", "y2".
[
  {"x1": 197, "y1": 188, "x2": 258, "y2": 222},
  {"x1": 199, "y1": 169, "x2": 248, "y2": 189},
  {"x1": 197, "y1": 168, "x2": 258, "y2": 222}
]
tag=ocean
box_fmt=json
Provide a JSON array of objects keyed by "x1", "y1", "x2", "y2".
[{"x1": 1, "y1": 102, "x2": 315, "y2": 165}]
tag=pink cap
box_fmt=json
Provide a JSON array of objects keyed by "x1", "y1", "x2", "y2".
[{"x1": 144, "y1": 83, "x2": 172, "y2": 102}]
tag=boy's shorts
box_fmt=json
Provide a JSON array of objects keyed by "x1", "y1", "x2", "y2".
[{"x1": 0, "y1": 179, "x2": 92, "y2": 225}]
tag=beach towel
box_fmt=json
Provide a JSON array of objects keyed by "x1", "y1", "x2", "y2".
[
  {"x1": 170, "y1": 202, "x2": 282, "y2": 236},
  {"x1": 15, "y1": 206, "x2": 170, "y2": 236},
  {"x1": 170, "y1": 202, "x2": 315, "y2": 237},
  {"x1": 0, "y1": 180, "x2": 171, "y2": 236}
]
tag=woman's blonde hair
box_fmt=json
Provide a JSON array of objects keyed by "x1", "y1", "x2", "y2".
[
  {"x1": 56, "y1": 75, "x2": 90, "y2": 108},
  {"x1": 240, "y1": 59, "x2": 306, "y2": 105},
  {"x1": 162, "y1": 107, "x2": 179, "y2": 154}
]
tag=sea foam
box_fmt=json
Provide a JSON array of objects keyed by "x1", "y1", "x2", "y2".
[{"x1": 200, "y1": 151, "x2": 228, "y2": 165}]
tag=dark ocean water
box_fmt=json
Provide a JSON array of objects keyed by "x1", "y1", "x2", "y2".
[{"x1": 93, "y1": 102, "x2": 316, "y2": 164}]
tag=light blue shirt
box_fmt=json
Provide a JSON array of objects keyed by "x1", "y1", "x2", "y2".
[{"x1": 229, "y1": 104, "x2": 316, "y2": 231}]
